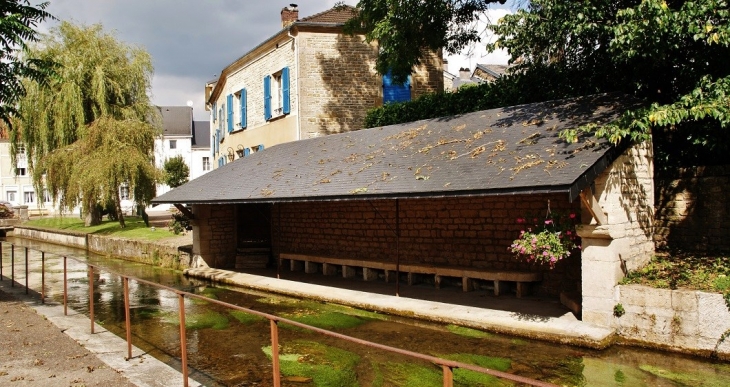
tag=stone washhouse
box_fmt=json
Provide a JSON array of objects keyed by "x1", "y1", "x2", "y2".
[{"x1": 153, "y1": 93, "x2": 655, "y2": 330}]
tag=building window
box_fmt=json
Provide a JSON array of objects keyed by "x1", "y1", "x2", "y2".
[
  {"x1": 236, "y1": 89, "x2": 247, "y2": 129},
  {"x1": 43, "y1": 189, "x2": 51, "y2": 203},
  {"x1": 7, "y1": 191, "x2": 16, "y2": 203},
  {"x1": 23, "y1": 191, "x2": 35, "y2": 204},
  {"x1": 15, "y1": 168, "x2": 26, "y2": 176},
  {"x1": 120, "y1": 185, "x2": 130, "y2": 200},
  {"x1": 169, "y1": 140, "x2": 177, "y2": 150},
  {"x1": 202, "y1": 157, "x2": 210, "y2": 171},
  {"x1": 264, "y1": 67, "x2": 290, "y2": 121}
]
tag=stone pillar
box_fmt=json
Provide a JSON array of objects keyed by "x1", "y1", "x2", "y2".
[{"x1": 578, "y1": 140, "x2": 655, "y2": 328}]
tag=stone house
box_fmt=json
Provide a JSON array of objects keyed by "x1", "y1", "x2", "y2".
[
  {"x1": 205, "y1": 4, "x2": 443, "y2": 168},
  {"x1": 153, "y1": 93, "x2": 655, "y2": 330}
]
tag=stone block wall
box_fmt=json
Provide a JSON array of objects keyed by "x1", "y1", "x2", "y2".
[
  {"x1": 272, "y1": 194, "x2": 581, "y2": 296},
  {"x1": 579, "y1": 141, "x2": 655, "y2": 327},
  {"x1": 616, "y1": 285, "x2": 730, "y2": 359},
  {"x1": 298, "y1": 31, "x2": 380, "y2": 137},
  {"x1": 192, "y1": 204, "x2": 237, "y2": 268},
  {"x1": 412, "y1": 48, "x2": 445, "y2": 96},
  {"x1": 654, "y1": 165, "x2": 730, "y2": 253}
]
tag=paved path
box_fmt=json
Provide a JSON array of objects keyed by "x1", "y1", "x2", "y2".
[{"x1": 0, "y1": 279, "x2": 201, "y2": 387}]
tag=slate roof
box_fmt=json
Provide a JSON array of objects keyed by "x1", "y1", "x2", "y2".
[
  {"x1": 156, "y1": 106, "x2": 193, "y2": 136},
  {"x1": 153, "y1": 94, "x2": 633, "y2": 205},
  {"x1": 299, "y1": 5, "x2": 356, "y2": 24},
  {"x1": 192, "y1": 121, "x2": 210, "y2": 149}
]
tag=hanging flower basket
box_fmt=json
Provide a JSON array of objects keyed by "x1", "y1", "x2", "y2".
[{"x1": 510, "y1": 204, "x2": 579, "y2": 269}]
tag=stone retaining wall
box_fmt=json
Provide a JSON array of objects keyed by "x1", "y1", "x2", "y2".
[
  {"x1": 12, "y1": 227, "x2": 194, "y2": 270},
  {"x1": 616, "y1": 284, "x2": 730, "y2": 359},
  {"x1": 654, "y1": 165, "x2": 730, "y2": 253}
]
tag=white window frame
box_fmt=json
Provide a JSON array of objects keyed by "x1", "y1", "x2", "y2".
[
  {"x1": 6, "y1": 191, "x2": 17, "y2": 203},
  {"x1": 43, "y1": 189, "x2": 51, "y2": 203},
  {"x1": 23, "y1": 191, "x2": 35, "y2": 204},
  {"x1": 272, "y1": 71, "x2": 283, "y2": 117},
  {"x1": 169, "y1": 139, "x2": 177, "y2": 150},
  {"x1": 15, "y1": 167, "x2": 27, "y2": 176},
  {"x1": 202, "y1": 156, "x2": 210, "y2": 171},
  {"x1": 120, "y1": 184, "x2": 130, "y2": 200}
]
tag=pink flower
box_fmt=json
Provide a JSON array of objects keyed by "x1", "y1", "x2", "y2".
[
  {"x1": 566, "y1": 230, "x2": 572, "y2": 236},
  {"x1": 517, "y1": 218, "x2": 525, "y2": 224},
  {"x1": 545, "y1": 219, "x2": 553, "y2": 225},
  {"x1": 570, "y1": 213, "x2": 576, "y2": 219},
  {"x1": 543, "y1": 251, "x2": 549, "y2": 256}
]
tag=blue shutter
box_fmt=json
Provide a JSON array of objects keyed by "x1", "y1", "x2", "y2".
[
  {"x1": 226, "y1": 94, "x2": 233, "y2": 132},
  {"x1": 215, "y1": 129, "x2": 220, "y2": 154},
  {"x1": 282, "y1": 67, "x2": 290, "y2": 114},
  {"x1": 211, "y1": 136, "x2": 215, "y2": 158},
  {"x1": 263, "y1": 75, "x2": 272, "y2": 121},
  {"x1": 240, "y1": 89, "x2": 247, "y2": 129},
  {"x1": 212, "y1": 102, "x2": 217, "y2": 120},
  {"x1": 383, "y1": 70, "x2": 411, "y2": 104},
  {"x1": 219, "y1": 107, "x2": 223, "y2": 131},
  {"x1": 259, "y1": 143, "x2": 264, "y2": 151},
  {"x1": 244, "y1": 148, "x2": 251, "y2": 157}
]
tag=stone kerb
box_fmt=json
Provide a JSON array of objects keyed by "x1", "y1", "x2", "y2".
[{"x1": 617, "y1": 284, "x2": 730, "y2": 359}]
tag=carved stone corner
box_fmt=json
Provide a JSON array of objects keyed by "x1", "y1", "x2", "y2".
[{"x1": 576, "y1": 224, "x2": 625, "y2": 240}]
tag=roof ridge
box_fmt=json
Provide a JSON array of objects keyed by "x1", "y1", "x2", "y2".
[{"x1": 299, "y1": 4, "x2": 357, "y2": 23}]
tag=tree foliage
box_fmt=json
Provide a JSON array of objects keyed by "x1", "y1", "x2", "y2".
[
  {"x1": 345, "y1": 0, "x2": 506, "y2": 84},
  {"x1": 13, "y1": 22, "x2": 161, "y2": 226},
  {"x1": 0, "y1": 0, "x2": 55, "y2": 127},
  {"x1": 163, "y1": 155, "x2": 189, "y2": 188},
  {"x1": 362, "y1": 0, "x2": 730, "y2": 168}
]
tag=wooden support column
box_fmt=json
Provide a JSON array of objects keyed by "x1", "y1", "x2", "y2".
[
  {"x1": 579, "y1": 187, "x2": 608, "y2": 225},
  {"x1": 173, "y1": 203, "x2": 195, "y2": 219}
]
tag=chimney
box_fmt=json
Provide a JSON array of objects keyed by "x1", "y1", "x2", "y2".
[
  {"x1": 281, "y1": 3, "x2": 299, "y2": 28},
  {"x1": 459, "y1": 67, "x2": 471, "y2": 80},
  {"x1": 443, "y1": 58, "x2": 449, "y2": 72}
]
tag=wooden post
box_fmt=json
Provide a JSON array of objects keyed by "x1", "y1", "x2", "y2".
[
  {"x1": 270, "y1": 320, "x2": 281, "y2": 387},
  {"x1": 124, "y1": 277, "x2": 133, "y2": 360},
  {"x1": 178, "y1": 294, "x2": 189, "y2": 387},
  {"x1": 88, "y1": 266, "x2": 95, "y2": 334}
]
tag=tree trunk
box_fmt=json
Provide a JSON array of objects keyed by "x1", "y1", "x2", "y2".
[
  {"x1": 114, "y1": 188, "x2": 125, "y2": 228},
  {"x1": 83, "y1": 197, "x2": 101, "y2": 227}
]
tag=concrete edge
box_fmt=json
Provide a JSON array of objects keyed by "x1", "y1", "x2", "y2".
[
  {"x1": 0, "y1": 281, "x2": 202, "y2": 387},
  {"x1": 185, "y1": 267, "x2": 616, "y2": 349}
]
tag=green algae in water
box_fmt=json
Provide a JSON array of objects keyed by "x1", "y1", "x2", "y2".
[
  {"x1": 440, "y1": 353, "x2": 512, "y2": 386},
  {"x1": 262, "y1": 340, "x2": 359, "y2": 387},
  {"x1": 380, "y1": 362, "x2": 443, "y2": 387},
  {"x1": 163, "y1": 311, "x2": 229, "y2": 330},
  {"x1": 446, "y1": 324, "x2": 492, "y2": 338},
  {"x1": 229, "y1": 310, "x2": 265, "y2": 325},
  {"x1": 510, "y1": 338, "x2": 528, "y2": 346}
]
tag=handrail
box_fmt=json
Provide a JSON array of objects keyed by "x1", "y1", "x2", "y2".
[{"x1": 0, "y1": 241, "x2": 559, "y2": 387}]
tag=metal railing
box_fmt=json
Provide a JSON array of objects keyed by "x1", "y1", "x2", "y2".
[{"x1": 0, "y1": 242, "x2": 558, "y2": 387}]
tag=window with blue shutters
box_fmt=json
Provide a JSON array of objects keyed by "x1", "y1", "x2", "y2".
[
  {"x1": 239, "y1": 88, "x2": 247, "y2": 129},
  {"x1": 383, "y1": 70, "x2": 411, "y2": 104},
  {"x1": 264, "y1": 75, "x2": 272, "y2": 121},
  {"x1": 212, "y1": 102, "x2": 217, "y2": 121},
  {"x1": 244, "y1": 147, "x2": 250, "y2": 157},
  {"x1": 259, "y1": 143, "x2": 264, "y2": 151},
  {"x1": 226, "y1": 94, "x2": 233, "y2": 132}
]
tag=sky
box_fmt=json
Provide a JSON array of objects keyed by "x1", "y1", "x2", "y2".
[{"x1": 40, "y1": 1, "x2": 514, "y2": 121}]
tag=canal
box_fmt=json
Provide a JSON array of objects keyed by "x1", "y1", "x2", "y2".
[{"x1": 2, "y1": 237, "x2": 730, "y2": 386}]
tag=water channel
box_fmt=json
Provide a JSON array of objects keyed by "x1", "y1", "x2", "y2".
[{"x1": 2, "y1": 236, "x2": 730, "y2": 386}]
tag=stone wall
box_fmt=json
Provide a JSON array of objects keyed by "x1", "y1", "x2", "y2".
[
  {"x1": 616, "y1": 285, "x2": 730, "y2": 359},
  {"x1": 654, "y1": 165, "x2": 730, "y2": 253},
  {"x1": 272, "y1": 194, "x2": 581, "y2": 296},
  {"x1": 11, "y1": 227, "x2": 194, "y2": 270}
]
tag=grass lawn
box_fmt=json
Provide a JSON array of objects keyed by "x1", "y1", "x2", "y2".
[{"x1": 24, "y1": 215, "x2": 178, "y2": 241}]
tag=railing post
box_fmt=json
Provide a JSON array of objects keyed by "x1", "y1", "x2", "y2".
[
  {"x1": 178, "y1": 293, "x2": 189, "y2": 387},
  {"x1": 41, "y1": 252, "x2": 45, "y2": 303},
  {"x1": 10, "y1": 244, "x2": 14, "y2": 287},
  {"x1": 442, "y1": 365, "x2": 454, "y2": 387},
  {"x1": 1, "y1": 241, "x2": 3, "y2": 281},
  {"x1": 63, "y1": 256, "x2": 68, "y2": 315},
  {"x1": 88, "y1": 265, "x2": 95, "y2": 334},
  {"x1": 123, "y1": 277, "x2": 132, "y2": 360},
  {"x1": 24, "y1": 247, "x2": 28, "y2": 294},
  {"x1": 270, "y1": 319, "x2": 281, "y2": 387}
]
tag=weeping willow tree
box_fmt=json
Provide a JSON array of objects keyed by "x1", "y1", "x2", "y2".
[{"x1": 12, "y1": 22, "x2": 161, "y2": 226}]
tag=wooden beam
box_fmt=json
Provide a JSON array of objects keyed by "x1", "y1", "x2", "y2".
[
  {"x1": 579, "y1": 187, "x2": 607, "y2": 225},
  {"x1": 173, "y1": 204, "x2": 194, "y2": 220}
]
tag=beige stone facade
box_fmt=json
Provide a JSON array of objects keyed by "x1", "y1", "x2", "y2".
[{"x1": 206, "y1": 6, "x2": 443, "y2": 168}]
